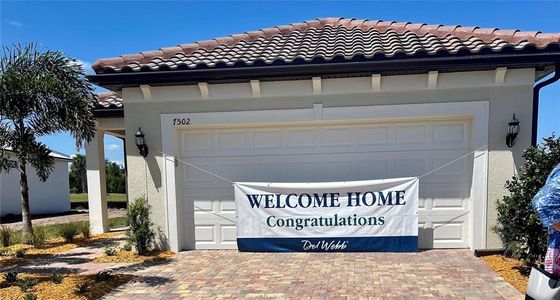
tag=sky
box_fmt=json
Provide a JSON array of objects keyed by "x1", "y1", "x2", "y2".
[{"x1": 1, "y1": 0, "x2": 559, "y2": 165}]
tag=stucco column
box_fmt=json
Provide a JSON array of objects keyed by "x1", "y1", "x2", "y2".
[{"x1": 86, "y1": 129, "x2": 108, "y2": 234}]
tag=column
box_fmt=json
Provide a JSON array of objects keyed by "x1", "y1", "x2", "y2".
[{"x1": 86, "y1": 129, "x2": 108, "y2": 234}]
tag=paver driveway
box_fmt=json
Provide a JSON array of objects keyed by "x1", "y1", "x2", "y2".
[{"x1": 106, "y1": 249, "x2": 522, "y2": 299}]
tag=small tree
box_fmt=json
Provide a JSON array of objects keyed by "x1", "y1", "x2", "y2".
[
  {"x1": 69, "y1": 154, "x2": 87, "y2": 193},
  {"x1": 70, "y1": 156, "x2": 125, "y2": 193},
  {"x1": 105, "y1": 160, "x2": 125, "y2": 194},
  {"x1": 0, "y1": 44, "x2": 96, "y2": 243},
  {"x1": 127, "y1": 197, "x2": 154, "y2": 255},
  {"x1": 494, "y1": 135, "x2": 560, "y2": 266}
]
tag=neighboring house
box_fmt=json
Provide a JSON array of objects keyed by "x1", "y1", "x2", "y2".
[
  {"x1": 0, "y1": 149, "x2": 72, "y2": 217},
  {"x1": 86, "y1": 18, "x2": 560, "y2": 252}
]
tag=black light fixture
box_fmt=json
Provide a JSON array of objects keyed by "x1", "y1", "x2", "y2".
[
  {"x1": 135, "y1": 127, "x2": 149, "y2": 157},
  {"x1": 506, "y1": 114, "x2": 520, "y2": 148}
]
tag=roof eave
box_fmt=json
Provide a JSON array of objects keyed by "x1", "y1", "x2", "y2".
[
  {"x1": 2, "y1": 148, "x2": 73, "y2": 161},
  {"x1": 88, "y1": 52, "x2": 560, "y2": 89},
  {"x1": 93, "y1": 108, "x2": 124, "y2": 118}
]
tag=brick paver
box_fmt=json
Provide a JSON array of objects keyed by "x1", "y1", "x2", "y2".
[{"x1": 105, "y1": 249, "x2": 522, "y2": 299}]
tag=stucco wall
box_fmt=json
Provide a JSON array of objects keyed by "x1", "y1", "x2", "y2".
[
  {"x1": 0, "y1": 157, "x2": 71, "y2": 216},
  {"x1": 120, "y1": 68, "x2": 536, "y2": 249}
]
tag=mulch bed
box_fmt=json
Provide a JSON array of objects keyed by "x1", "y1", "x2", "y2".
[
  {"x1": 0, "y1": 232, "x2": 165, "y2": 299},
  {"x1": 0, "y1": 232, "x2": 122, "y2": 269},
  {"x1": 93, "y1": 250, "x2": 174, "y2": 264},
  {"x1": 0, "y1": 273, "x2": 136, "y2": 300},
  {"x1": 481, "y1": 254, "x2": 530, "y2": 294}
]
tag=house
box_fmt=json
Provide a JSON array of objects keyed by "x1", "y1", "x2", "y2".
[
  {"x1": 86, "y1": 18, "x2": 560, "y2": 252},
  {"x1": 0, "y1": 149, "x2": 72, "y2": 217}
]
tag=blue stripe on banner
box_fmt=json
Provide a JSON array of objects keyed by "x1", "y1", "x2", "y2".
[{"x1": 237, "y1": 236, "x2": 418, "y2": 252}]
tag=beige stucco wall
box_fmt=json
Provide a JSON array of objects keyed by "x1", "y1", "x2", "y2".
[{"x1": 118, "y1": 68, "x2": 536, "y2": 250}]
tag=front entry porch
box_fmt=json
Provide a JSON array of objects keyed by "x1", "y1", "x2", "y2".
[{"x1": 86, "y1": 117, "x2": 126, "y2": 234}]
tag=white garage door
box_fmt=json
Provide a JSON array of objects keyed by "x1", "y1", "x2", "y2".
[{"x1": 180, "y1": 119, "x2": 472, "y2": 250}]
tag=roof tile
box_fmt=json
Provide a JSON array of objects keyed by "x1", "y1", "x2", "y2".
[
  {"x1": 160, "y1": 46, "x2": 183, "y2": 56},
  {"x1": 95, "y1": 92, "x2": 123, "y2": 109},
  {"x1": 120, "y1": 53, "x2": 145, "y2": 61},
  {"x1": 92, "y1": 17, "x2": 560, "y2": 74},
  {"x1": 403, "y1": 23, "x2": 425, "y2": 31}
]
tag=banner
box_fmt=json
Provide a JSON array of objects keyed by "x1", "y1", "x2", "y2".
[{"x1": 234, "y1": 177, "x2": 419, "y2": 252}]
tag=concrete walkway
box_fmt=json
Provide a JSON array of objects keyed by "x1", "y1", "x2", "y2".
[
  {"x1": 104, "y1": 249, "x2": 523, "y2": 299},
  {"x1": 1, "y1": 209, "x2": 126, "y2": 230},
  {"x1": 0, "y1": 232, "x2": 132, "y2": 275}
]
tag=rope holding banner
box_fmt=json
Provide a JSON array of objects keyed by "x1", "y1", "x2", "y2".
[
  {"x1": 417, "y1": 136, "x2": 505, "y2": 179},
  {"x1": 160, "y1": 151, "x2": 234, "y2": 184},
  {"x1": 160, "y1": 136, "x2": 502, "y2": 184},
  {"x1": 194, "y1": 204, "x2": 236, "y2": 223},
  {"x1": 417, "y1": 143, "x2": 488, "y2": 179}
]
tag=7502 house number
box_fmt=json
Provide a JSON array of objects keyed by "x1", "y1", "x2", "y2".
[{"x1": 172, "y1": 118, "x2": 191, "y2": 126}]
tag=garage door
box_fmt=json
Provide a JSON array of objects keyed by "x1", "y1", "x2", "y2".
[{"x1": 180, "y1": 119, "x2": 472, "y2": 250}]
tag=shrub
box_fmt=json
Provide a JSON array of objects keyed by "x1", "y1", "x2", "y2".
[
  {"x1": 31, "y1": 227, "x2": 47, "y2": 248},
  {"x1": 57, "y1": 223, "x2": 79, "y2": 243},
  {"x1": 121, "y1": 241, "x2": 132, "y2": 252},
  {"x1": 127, "y1": 197, "x2": 154, "y2": 255},
  {"x1": 75, "y1": 282, "x2": 88, "y2": 294},
  {"x1": 14, "y1": 248, "x2": 26, "y2": 258},
  {"x1": 69, "y1": 187, "x2": 79, "y2": 194},
  {"x1": 0, "y1": 226, "x2": 13, "y2": 247},
  {"x1": 94, "y1": 271, "x2": 112, "y2": 282},
  {"x1": 104, "y1": 246, "x2": 117, "y2": 256},
  {"x1": 78, "y1": 222, "x2": 91, "y2": 240},
  {"x1": 494, "y1": 135, "x2": 560, "y2": 266},
  {"x1": 50, "y1": 273, "x2": 62, "y2": 284},
  {"x1": 24, "y1": 293, "x2": 37, "y2": 300},
  {"x1": 20, "y1": 278, "x2": 38, "y2": 292},
  {"x1": 4, "y1": 272, "x2": 18, "y2": 283}
]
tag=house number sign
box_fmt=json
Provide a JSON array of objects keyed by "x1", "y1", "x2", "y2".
[{"x1": 172, "y1": 117, "x2": 191, "y2": 126}]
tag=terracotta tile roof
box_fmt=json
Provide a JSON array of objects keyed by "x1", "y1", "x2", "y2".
[
  {"x1": 92, "y1": 17, "x2": 560, "y2": 74},
  {"x1": 96, "y1": 91, "x2": 122, "y2": 109}
]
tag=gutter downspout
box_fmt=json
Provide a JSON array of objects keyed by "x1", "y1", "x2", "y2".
[{"x1": 532, "y1": 63, "x2": 560, "y2": 146}]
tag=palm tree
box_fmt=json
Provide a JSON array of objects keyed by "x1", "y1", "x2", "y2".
[{"x1": 0, "y1": 44, "x2": 96, "y2": 243}]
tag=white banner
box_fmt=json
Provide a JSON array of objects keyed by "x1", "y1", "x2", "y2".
[{"x1": 234, "y1": 177, "x2": 419, "y2": 252}]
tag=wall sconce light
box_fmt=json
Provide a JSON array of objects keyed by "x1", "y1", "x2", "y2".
[
  {"x1": 506, "y1": 114, "x2": 520, "y2": 148},
  {"x1": 135, "y1": 127, "x2": 149, "y2": 157}
]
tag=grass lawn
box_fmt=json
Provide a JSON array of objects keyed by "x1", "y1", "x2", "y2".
[
  {"x1": 108, "y1": 216, "x2": 128, "y2": 228},
  {"x1": 5, "y1": 217, "x2": 128, "y2": 245},
  {"x1": 70, "y1": 193, "x2": 127, "y2": 202}
]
